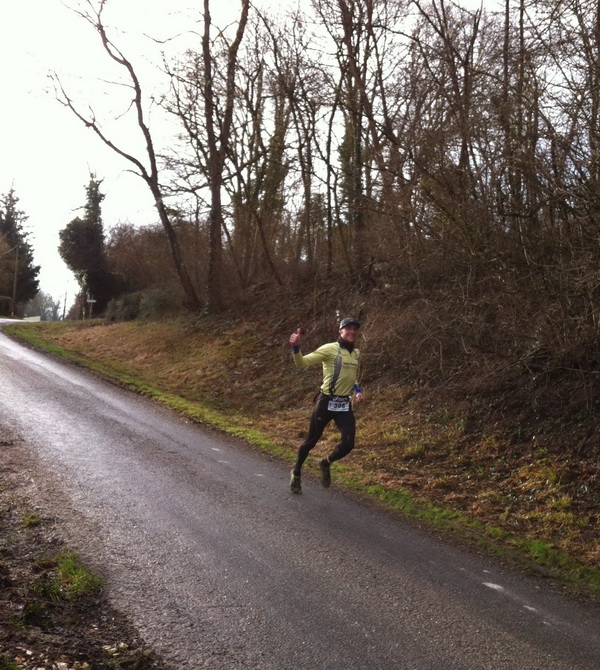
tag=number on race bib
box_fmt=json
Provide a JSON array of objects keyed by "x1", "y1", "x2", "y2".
[{"x1": 328, "y1": 396, "x2": 350, "y2": 412}]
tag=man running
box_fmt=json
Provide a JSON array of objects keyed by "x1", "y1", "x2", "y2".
[{"x1": 288, "y1": 318, "x2": 364, "y2": 494}]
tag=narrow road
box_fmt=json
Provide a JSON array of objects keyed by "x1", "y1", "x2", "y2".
[{"x1": 0, "y1": 328, "x2": 598, "y2": 669}]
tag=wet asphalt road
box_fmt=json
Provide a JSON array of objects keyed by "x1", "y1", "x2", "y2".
[{"x1": 0, "y1": 327, "x2": 599, "y2": 669}]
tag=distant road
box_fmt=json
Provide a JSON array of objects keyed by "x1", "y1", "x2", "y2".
[{"x1": 0, "y1": 325, "x2": 598, "y2": 669}]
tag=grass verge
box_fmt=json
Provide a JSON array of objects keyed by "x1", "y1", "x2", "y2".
[
  {"x1": 0, "y1": 435, "x2": 167, "y2": 669},
  {"x1": 33, "y1": 551, "x2": 103, "y2": 602},
  {"x1": 0, "y1": 654, "x2": 21, "y2": 670}
]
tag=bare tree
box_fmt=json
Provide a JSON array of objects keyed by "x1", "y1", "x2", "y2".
[
  {"x1": 161, "y1": 0, "x2": 251, "y2": 310},
  {"x1": 260, "y1": 11, "x2": 326, "y2": 275},
  {"x1": 315, "y1": 0, "x2": 413, "y2": 280},
  {"x1": 53, "y1": 0, "x2": 202, "y2": 310},
  {"x1": 226, "y1": 17, "x2": 288, "y2": 287},
  {"x1": 200, "y1": 0, "x2": 250, "y2": 311}
]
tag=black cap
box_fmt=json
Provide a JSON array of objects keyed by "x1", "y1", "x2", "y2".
[{"x1": 339, "y1": 317, "x2": 360, "y2": 329}]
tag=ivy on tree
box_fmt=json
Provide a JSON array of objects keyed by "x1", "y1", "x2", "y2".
[{"x1": 58, "y1": 175, "x2": 119, "y2": 314}]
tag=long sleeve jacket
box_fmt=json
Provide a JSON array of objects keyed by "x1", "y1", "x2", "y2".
[{"x1": 292, "y1": 342, "x2": 359, "y2": 396}]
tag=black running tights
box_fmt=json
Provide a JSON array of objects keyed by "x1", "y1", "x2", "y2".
[{"x1": 293, "y1": 393, "x2": 356, "y2": 475}]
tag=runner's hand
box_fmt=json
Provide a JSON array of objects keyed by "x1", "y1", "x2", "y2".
[
  {"x1": 354, "y1": 392, "x2": 364, "y2": 404},
  {"x1": 289, "y1": 328, "x2": 302, "y2": 347}
]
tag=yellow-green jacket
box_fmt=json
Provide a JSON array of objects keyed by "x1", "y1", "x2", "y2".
[{"x1": 292, "y1": 342, "x2": 359, "y2": 396}]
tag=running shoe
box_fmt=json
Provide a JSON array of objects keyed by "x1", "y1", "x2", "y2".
[
  {"x1": 319, "y1": 458, "x2": 331, "y2": 488},
  {"x1": 290, "y1": 470, "x2": 302, "y2": 494}
]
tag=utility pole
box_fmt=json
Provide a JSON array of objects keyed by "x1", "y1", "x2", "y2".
[
  {"x1": 62, "y1": 287, "x2": 68, "y2": 320},
  {"x1": 10, "y1": 243, "x2": 19, "y2": 316}
]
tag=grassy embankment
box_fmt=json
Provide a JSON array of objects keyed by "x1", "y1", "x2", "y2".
[{"x1": 6, "y1": 317, "x2": 600, "y2": 597}]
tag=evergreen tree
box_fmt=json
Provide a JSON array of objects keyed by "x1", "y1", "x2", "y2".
[
  {"x1": 58, "y1": 175, "x2": 117, "y2": 314},
  {"x1": 0, "y1": 188, "x2": 40, "y2": 315}
]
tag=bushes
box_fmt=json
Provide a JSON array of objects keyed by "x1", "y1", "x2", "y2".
[{"x1": 105, "y1": 288, "x2": 178, "y2": 322}]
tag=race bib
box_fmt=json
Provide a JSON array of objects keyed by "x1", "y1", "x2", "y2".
[{"x1": 328, "y1": 395, "x2": 350, "y2": 412}]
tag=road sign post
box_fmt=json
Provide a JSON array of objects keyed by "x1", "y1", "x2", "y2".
[{"x1": 86, "y1": 298, "x2": 97, "y2": 320}]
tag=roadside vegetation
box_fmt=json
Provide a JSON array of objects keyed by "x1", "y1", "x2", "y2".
[
  {"x1": 6, "y1": 309, "x2": 600, "y2": 598},
  {"x1": 0, "y1": 434, "x2": 167, "y2": 669}
]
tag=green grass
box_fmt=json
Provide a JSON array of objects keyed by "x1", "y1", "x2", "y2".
[
  {"x1": 34, "y1": 551, "x2": 103, "y2": 601},
  {"x1": 21, "y1": 512, "x2": 41, "y2": 527},
  {"x1": 0, "y1": 654, "x2": 21, "y2": 670}
]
